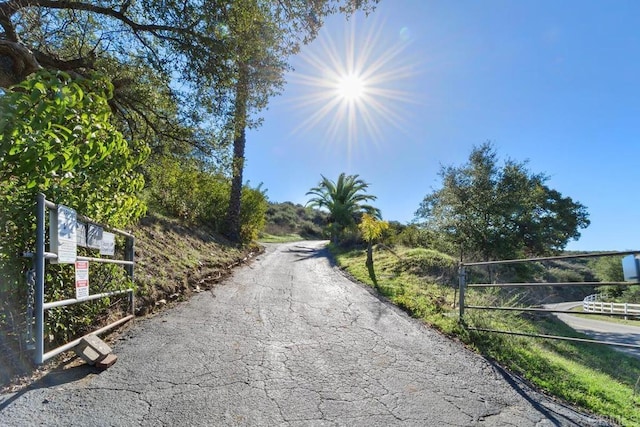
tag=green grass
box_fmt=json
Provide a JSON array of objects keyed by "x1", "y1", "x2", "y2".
[
  {"x1": 258, "y1": 233, "x2": 305, "y2": 243},
  {"x1": 331, "y1": 244, "x2": 640, "y2": 425}
]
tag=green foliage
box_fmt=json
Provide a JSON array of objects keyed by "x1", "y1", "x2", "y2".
[
  {"x1": 146, "y1": 155, "x2": 229, "y2": 224},
  {"x1": 358, "y1": 214, "x2": 389, "y2": 243},
  {"x1": 415, "y1": 142, "x2": 590, "y2": 261},
  {"x1": 306, "y1": 173, "x2": 380, "y2": 244},
  {"x1": 588, "y1": 255, "x2": 630, "y2": 300},
  {"x1": 0, "y1": 70, "x2": 149, "y2": 227},
  {"x1": 591, "y1": 256, "x2": 625, "y2": 282},
  {"x1": 240, "y1": 183, "x2": 268, "y2": 242},
  {"x1": 145, "y1": 154, "x2": 267, "y2": 244},
  {"x1": 0, "y1": 70, "x2": 148, "y2": 356}
]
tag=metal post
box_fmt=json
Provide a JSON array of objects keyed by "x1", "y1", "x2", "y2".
[
  {"x1": 35, "y1": 193, "x2": 46, "y2": 364},
  {"x1": 458, "y1": 265, "x2": 466, "y2": 321},
  {"x1": 125, "y1": 236, "x2": 135, "y2": 316},
  {"x1": 125, "y1": 236, "x2": 134, "y2": 280}
]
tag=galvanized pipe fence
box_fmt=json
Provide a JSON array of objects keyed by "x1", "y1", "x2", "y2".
[
  {"x1": 23, "y1": 194, "x2": 135, "y2": 364},
  {"x1": 458, "y1": 250, "x2": 640, "y2": 351}
]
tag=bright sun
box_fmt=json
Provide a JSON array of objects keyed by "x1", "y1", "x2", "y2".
[
  {"x1": 287, "y1": 14, "x2": 416, "y2": 152},
  {"x1": 337, "y1": 74, "x2": 365, "y2": 101}
]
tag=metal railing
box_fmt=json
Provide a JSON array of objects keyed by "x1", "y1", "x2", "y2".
[
  {"x1": 458, "y1": 250, "x2": 640, "y2": 351},
  {"x1": 25, "y1": 194, "x2": 135, "y2": 364}
]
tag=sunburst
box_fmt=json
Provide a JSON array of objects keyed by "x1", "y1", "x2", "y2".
[{"x1": 286, "y1": 14, "x2": 419, "y2": 157}]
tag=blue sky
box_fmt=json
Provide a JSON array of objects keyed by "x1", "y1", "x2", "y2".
[{"x1": 245, "y1": 0, "x2": 640, "y2": 252}]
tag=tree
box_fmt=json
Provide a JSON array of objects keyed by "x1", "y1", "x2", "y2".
[
  {"x1": 359, "y1": 213, "x2": 389, "y2": 283},
  {"x1": 591, "y1": 256, "x2": 626, "y2": 300},
  {"x1": 218, "y1": 0, "x2": 378, "y2": 242},
  {"x1": 306, "y1": 173, "x2": 380, "y2": 244},
  {"x1": 0, "y1": 0, "x2": 234, "y2": 153},
  {"x1": 415, "y1": 142, "x2": 590, "y2": 261}
]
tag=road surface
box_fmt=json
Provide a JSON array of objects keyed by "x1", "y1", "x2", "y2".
[
  {"x1": 548, "y1": 302, "x2": 640, "y2": 358},
  {"x1": 0, "y1": 241, "x2": 612, "y2": 426}
]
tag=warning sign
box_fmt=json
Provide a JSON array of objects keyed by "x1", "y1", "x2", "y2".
[{"x1": 75, "y1": 261, "x2": 89, "y2": 299}]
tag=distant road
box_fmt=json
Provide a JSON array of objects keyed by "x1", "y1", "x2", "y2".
[
  {"x1": 0, "y1": 241, "x2": 610, "y2": 426},
  {"x1": 547, "y1": 302, "x2": 640, "y2": 358}
]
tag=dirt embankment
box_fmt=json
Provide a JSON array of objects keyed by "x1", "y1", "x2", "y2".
[{"x1": 134, "y1": 214, "x2": 262, "y2": 314}]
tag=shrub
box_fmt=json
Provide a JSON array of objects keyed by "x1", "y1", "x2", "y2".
[{"x1": 146, "y1": 154, "x2": 267, "y2": 243}]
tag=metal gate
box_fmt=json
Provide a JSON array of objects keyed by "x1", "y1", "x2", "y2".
[
  {"x1": 458, "y1": 250, "x2": 640, "y2": 351},
  {"x1": 24, "y1": 194, "x2": 135, "y2": 364}
]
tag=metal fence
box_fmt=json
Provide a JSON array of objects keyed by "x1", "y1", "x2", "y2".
[
  {"x1": 458, "y1": 250, "x2": 640, "y2": 351},
  {"x1": 23, "y1": 194, "x2": 135, "y2": 364}
]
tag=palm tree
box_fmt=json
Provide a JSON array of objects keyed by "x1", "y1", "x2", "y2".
[{"x1": 306, "y1": 173, "x2": 381, "y2": 244}]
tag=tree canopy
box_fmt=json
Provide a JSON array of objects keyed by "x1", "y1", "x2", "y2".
[
  {"x1": 306, "y1": 172, "x2": 380, "y2": 244},
  {"x1": 0, "y1": 0, "x2": 379, "y2": 243},
  {"x1": 0, "y1": 0, "x2": 378, "y2": 152},
  {"x1": 415, "y1": 142, "x2": 590, "y2": 261}
]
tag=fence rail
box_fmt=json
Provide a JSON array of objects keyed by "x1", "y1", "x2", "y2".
[
  {"x1": 26, "y1": 193, "x2": 135, "y2": 364},
  {"x1": 459, "y1": 251, "x2": 640, "y2": 351},
  {"x1": 583, "y1": 300, "x2": 640, "y2": 316}
]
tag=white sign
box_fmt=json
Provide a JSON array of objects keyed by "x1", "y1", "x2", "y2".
[
  {"x1": 76, "y1": 221, "x2": 87, "y2": 247},
  {"x1": 75, "y1": 260, "x2": 89, "y2": 299},
  {"x1": 100, "y1": 232, "x2": 115, "y2": 256},
  {"x1": 50, "y1": 205, "x2": 77, "y2": 264},
  {"x1": 87, "y1": 224, "x2": 103, "y2": 250}
]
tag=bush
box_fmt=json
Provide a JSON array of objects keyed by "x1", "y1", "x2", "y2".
[{"x1": 145, "y1": 154, "x2": 267, "y2": 243}]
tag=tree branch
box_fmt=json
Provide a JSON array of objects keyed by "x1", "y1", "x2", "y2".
[{"x1": 0, "y1": 39, "x2": 41, "y2": 87}]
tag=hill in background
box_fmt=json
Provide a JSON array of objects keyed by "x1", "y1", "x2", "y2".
[{"x1": 262, "y1": 202, "x2": 328, "y2": 240}]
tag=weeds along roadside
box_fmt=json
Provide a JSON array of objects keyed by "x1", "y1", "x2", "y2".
[{"x1": 329, "y1": 244, "x2": 640, "y2": 426}]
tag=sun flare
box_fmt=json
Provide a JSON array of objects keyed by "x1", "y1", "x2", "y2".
[
  {"x1": 336, "y1": 74, "x2": 366, "y2": 101},
  {"x1": 286, "y1": 14, "x2": 418, "y2": 155}
]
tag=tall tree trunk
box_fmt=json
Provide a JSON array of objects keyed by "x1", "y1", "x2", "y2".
[{"x1": 224, "y1": 63, "x2": 249, "y2": 243}]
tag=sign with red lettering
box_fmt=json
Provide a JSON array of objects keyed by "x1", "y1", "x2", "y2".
[{"x1": 75, "y1": 261, "x2": 89, "y2": 299}]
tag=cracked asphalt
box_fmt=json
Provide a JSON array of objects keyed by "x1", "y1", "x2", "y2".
[{"x1": 0, "y1": 241, "x2": 613, "y2": 426}]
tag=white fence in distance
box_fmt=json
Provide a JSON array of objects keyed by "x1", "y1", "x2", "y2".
[{"x1": 582, "y1": 296, "x2": 640, "y2": 316}]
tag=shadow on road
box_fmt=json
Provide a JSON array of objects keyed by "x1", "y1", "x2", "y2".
[
  {"x1": 488, "y1": 360, "x2": 574, "y2": 426},
  {"x1": 287, "y1": 245, "x2": 336, "y2": 266},
  {"x1": 0, "y1": 363, "x2": 98, "y2": 411}
]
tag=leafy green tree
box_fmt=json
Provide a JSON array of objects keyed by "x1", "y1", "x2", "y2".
[
  {"x1": 415, "y1": 142, "x2": 590, "y2": 261},
  {"x1": 591, "y1": 256, "x2": 626, "y2": 300},
  {"x1": 0, "y1": 70, "x2": 148, "y2": 228},
  {"x1": 307, "y1": 173, "x2": 380, "y2": 244},
  {"x1": 145, "y1": 154, "x2": 267, "y2": 243},
  {"x1": 0, "y1": 70, "x2": 149, "y2": 350},
  {"x1": 359, "y1": 213, "x2": 389, "y2": 276}
]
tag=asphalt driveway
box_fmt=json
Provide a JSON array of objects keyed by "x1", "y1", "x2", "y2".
[{"x1": 0, "y1": 241, "x2": 611, "y2": 426}]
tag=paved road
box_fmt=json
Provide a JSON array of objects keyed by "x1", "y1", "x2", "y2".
[
  {"x1": 548, "y1": 302, "x2": 640, "y2": 358},
  {"x1": 0, "y1": 241, "x2": 611, "y2": 426}
]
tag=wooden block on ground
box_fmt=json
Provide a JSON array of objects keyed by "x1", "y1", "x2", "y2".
[
  {"x1": 96, "y1": 353, "x2": 118, "y2": 369},
  {"x1": 74, "y1": 335, "x2": 112, "y2": 365}
]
